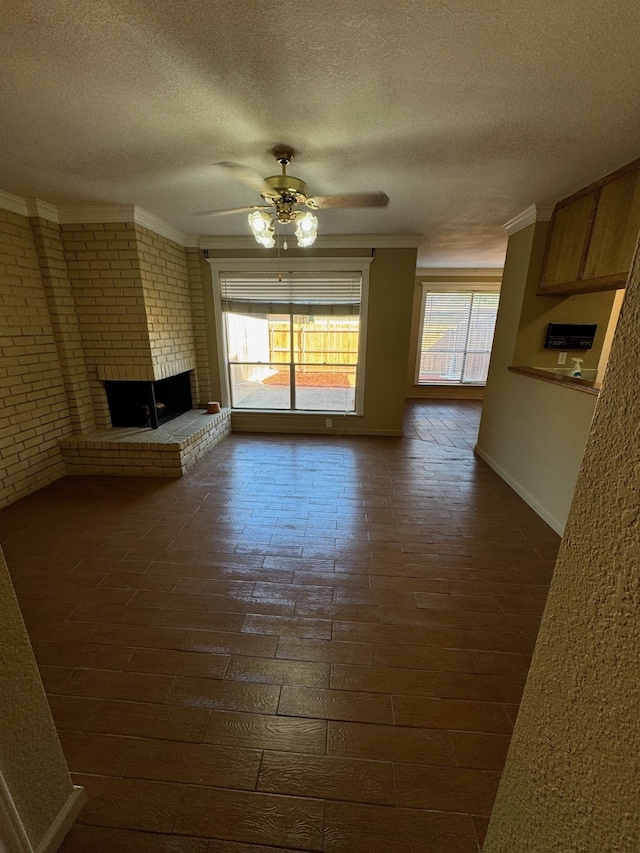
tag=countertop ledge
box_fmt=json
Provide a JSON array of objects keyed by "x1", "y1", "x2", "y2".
[{"x1": 508, "y1": 365, "x2": 600, "y2": 395}]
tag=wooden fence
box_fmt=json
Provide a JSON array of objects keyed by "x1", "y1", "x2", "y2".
[{"x1": 269, "y1": 321, "x2": 359, "y2": 365}]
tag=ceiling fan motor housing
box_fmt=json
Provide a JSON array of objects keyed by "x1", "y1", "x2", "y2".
[{"x1": 262, "y1": 173, "x2": 309, "y2": 203}]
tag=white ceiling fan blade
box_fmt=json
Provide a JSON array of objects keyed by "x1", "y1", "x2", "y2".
[
  {"x1": 306, "y1": 192, "x2": 389, "y2": 209},
  {"x1": 192, "y1": 205, "x2": 269, "y2": 218},
  {"x1": 214, "y1": 161, "x2": 272, "y2": 195}
]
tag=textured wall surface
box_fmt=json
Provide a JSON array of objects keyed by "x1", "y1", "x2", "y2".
[
  {"x1": 0, "y1": 210, "x2": 72, "y2": 509},
  {"x1": 0, "y1": 545, "x2": 74, "y2": 847},
  {"x1": 483, "y1": 237, "x2": 640, "y2": 851}
]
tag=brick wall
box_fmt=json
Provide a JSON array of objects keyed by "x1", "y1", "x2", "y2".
[
  {"x1": 30, "y1": 218, "x2": 95, "y2": 433},
  {"x1": 60, "y1": 222, "x2": 154, "y2": 384},
  {"x1": 0, "y1": 210, "x2": 72, "y2": 508},
  {"x1": 61, "y1": 223, "x2": 198, "y2": 391},
  {"x1": 136, "y1": 226, "x2": 196, "y2": 382}
]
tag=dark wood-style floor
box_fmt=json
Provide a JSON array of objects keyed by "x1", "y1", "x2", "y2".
[{"x1": 0, "y1": 401, "x2": 560, "y2": 853}]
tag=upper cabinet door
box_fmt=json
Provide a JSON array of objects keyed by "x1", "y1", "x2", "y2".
[
  {"x1": 540, "y1": 190, "x2": 597, "y2": 289},
  {"x1": 583, "y1": 168, "x2": 640, "y2": 284},
  {"x1": 539, "y1": 158, "x2": 640, "y2": 295}
]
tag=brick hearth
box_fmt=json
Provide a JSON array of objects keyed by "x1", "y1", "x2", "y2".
[{"x1": 59, "y1": 408, "x2": 231, "y2": 478}]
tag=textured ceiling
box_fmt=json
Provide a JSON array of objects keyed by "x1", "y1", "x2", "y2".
[{"x1": 1, "y1": 0, "x2": 639, "y2": 267}]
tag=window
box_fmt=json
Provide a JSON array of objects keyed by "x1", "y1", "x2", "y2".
[
  {"x1": 212, "y1": 262, "x2": 369, "y2": 413},
  {"x1": 416, "y1": 287, "x2": 500, "y2": 385}
]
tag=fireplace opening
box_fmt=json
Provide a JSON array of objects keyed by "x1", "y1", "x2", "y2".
[{"x1": 105, "y1": 372, "x2": 193, "y2": 429}]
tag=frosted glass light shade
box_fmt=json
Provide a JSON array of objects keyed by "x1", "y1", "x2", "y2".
[
  {"x1": 248, "y1": 210, "x2": 275, "y2": 247},
  {"x1": 295, "y1": 212, "x2": 318, "y2": 247},
  {"x1": 256, "y1": 232, "x2": 275, "y2": 248}
]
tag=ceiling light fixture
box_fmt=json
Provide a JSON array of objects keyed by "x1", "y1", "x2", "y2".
[
  {"x1": 248, "y1": 209, "x2": 275, "y2": 248},
  {"x1": 247, "y1": 203, "x2": 317, "y2": 249},
  {"x1": 294, "y1": 211, "x2": 318, "y2": 247}
]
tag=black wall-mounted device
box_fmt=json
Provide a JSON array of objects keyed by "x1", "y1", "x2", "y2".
[{"x1": 544, "y1": 323, "x2": 597, "y2": 350}]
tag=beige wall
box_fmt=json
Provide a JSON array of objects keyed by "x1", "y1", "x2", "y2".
[
  {"x1": 512, "y1": 272, "x2": 615, "y2": 370},
  {"x1": 0, "y1": 545, "x2": 78, "y2": 849},
  {"x1": 187, "y1": 248, "x2": 214, "y2": 406},
  {"x1": 483, "y1": 234, "x2": 640, "y2": 853},
  {"x1": 0, "y1": 210, "x2": 73, "y2": 510},
  {"x1": 476, "y1": 221, "x2": 598, "y2": 534},
  {"x1": 205, "y1": 246, "x2": 417, "y2": 436}
]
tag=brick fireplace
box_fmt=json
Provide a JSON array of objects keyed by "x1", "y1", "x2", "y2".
[
  {"x1": 54, "y1": 219, "x2": 230, "y2": 477},
  {"x1": 0, "y1": 206, "x2": 229, "y2": 506},
  {"x1": 105, "y1": 370, "x2": 194, "y2": 429}
]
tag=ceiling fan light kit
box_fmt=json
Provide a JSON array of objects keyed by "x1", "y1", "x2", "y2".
[
  {"x1": 198, "y1": 146, "x2": 389, "y2": 249},
  {"x1": 248, "y1": 209, "x2": 276, "y2": 247},
  {"x1": 294, "y1": 211, "x2": 318, "y2": 247}
]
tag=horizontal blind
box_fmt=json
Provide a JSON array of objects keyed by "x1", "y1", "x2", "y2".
[
  {"x1": 421, "y1": 292, "x2": 499, "y2": 353},
  {"x1": 220, "y1": 272, "x2": 361, "y2": 315},
  {"x1": 421, "y1": 292, "x2": 472, "y2": 352},
  {"x1": 418, "y1": 290, "x2": 499, "y2": 384},
  {"x1": 467, "y1": 293, "x2": 500, "y2": 351}
]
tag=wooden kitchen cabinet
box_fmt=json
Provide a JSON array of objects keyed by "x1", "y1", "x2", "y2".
[{"x1": 539, "y1": 158, "x2": 640, "y2": 295}]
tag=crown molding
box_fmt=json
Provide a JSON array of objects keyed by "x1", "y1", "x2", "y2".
[
  {"x1": 58, "y1": 204, "x2": 189, "y2": 244},
  {"x1": 416, "y1": 267, "x2": 503, "y2": 278},
  {"x1": 0, "y1": 193, "x2": 189, "y2": 245},
  {"x1": 504, "y1": 203, "x2": 554, "y2": 235},
  {"x1": 132, "y1": 208, "x2": 188, "y2": 246},
  {"x1": 0, "y1": 190, "x2": 29, "y2": 216},
  {"x1": 26, "y1": 199, "x2": 60, "y2": 222},
  {"x1": 199, "y1": 233, "x2": 423, "y2": 250},
  {"x1": 56, "y1": 203, "x2": 137, "y2": 224},
  {"x1": 0, "y1": 189, "x2": 420, "y2": 251}
]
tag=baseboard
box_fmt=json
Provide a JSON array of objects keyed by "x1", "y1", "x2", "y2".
[
  {"x1": 231, "y1": 425, "x2": 403, "y2": 437},
  {"x1": 35, "y1": 786, "x2": 86, "y2": 853},
  {"x1": 406, "y1": 387, "x2": 485, "y2": 400},
  {"x1": 474, "y1": 444, "x2": 565, "y2": 536}
]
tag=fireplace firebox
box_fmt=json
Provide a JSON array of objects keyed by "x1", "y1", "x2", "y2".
[{"x1": 105, "y1": 372, "x2": 193, "y2": 429}]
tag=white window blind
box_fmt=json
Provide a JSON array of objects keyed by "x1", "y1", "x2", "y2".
[
  {"x1": 417, "y1": 290, "x2": 499, "y2": 385},
  {"x1": 220, "y1": 272, "x2": 361, "y2": 315}
]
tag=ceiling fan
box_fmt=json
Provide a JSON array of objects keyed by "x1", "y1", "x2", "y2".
[{"x1": 193, "y1": 145, "x2": 389, "y2": 247}]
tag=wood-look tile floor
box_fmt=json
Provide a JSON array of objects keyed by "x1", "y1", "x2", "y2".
[{"x1": 0, "y1": 401, "x2": 560, "y2": 852}]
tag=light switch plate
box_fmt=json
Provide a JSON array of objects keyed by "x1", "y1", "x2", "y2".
[{"x1": 557, "y1": 352, "x2": 568, "y2": 365}]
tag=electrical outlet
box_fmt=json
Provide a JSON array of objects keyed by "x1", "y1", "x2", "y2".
[
  {"x1": 325, "y1": 418, "x2": 332, "y2": 427},
  {"x1": 557, "y1": 352, "x2": 568, "y2": 365}
]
